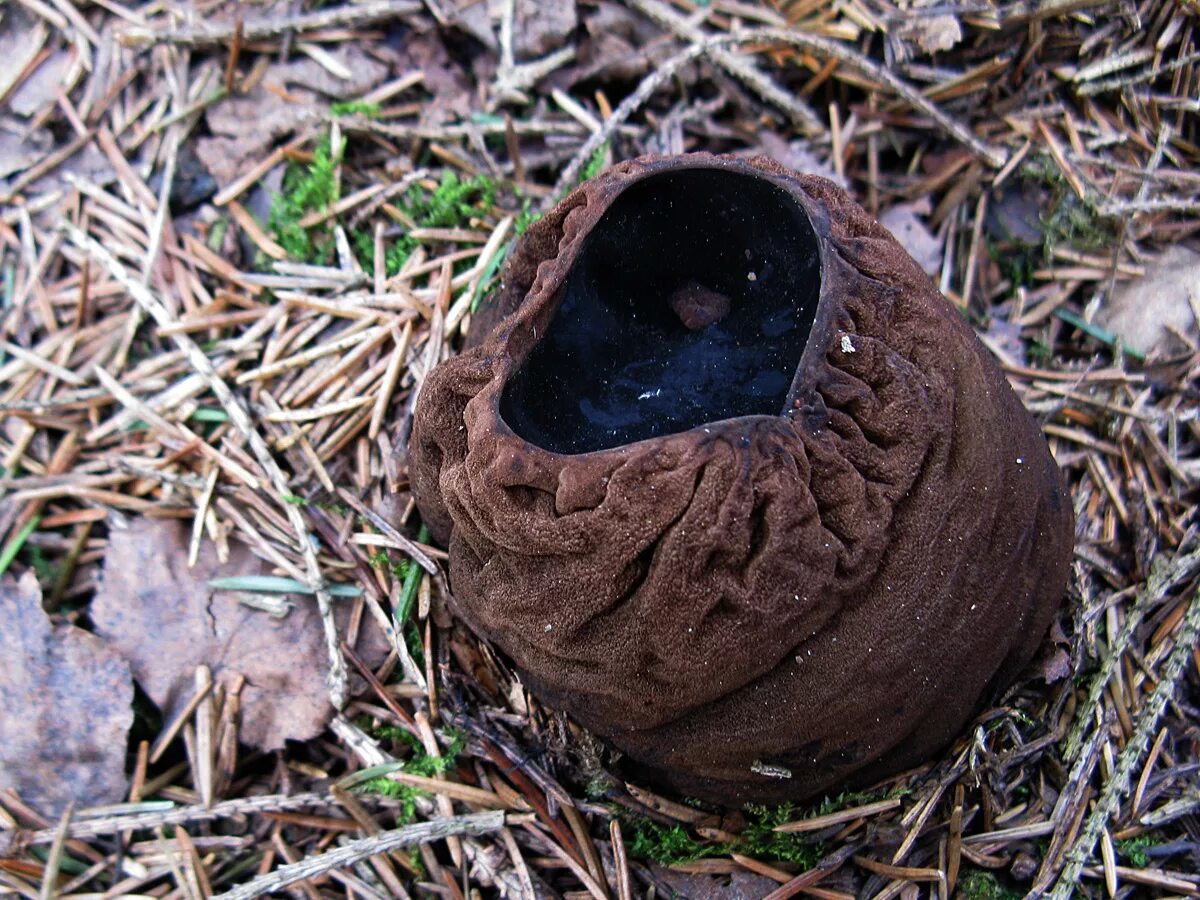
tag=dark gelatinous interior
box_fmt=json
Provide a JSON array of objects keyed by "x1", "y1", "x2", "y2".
[{"x1": 500, "y1": 168, "x2": 822, "y2": 455}]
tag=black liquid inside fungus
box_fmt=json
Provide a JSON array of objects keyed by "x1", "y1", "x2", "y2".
[{"x1": 500, "y1": 169, "x2": 822, "y2": 455}]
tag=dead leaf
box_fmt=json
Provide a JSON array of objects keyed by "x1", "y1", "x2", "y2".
[
  {"x1": 879, "y1": 201, "x2": 943, "y2": 277},
  {"x1": 9, "y1": 49, "x2": 73, "y2": 117},
  {"x1": 396, "y1": 28, "x2": 475, "y2": 125},
  {"x1": 442, "y1": 0, "x2": 497, "y2": 50},
  {"x1": 29, "y1": 139, "x2": 115, "y2": 197},
  {"x1": 905, "y1": 15, "x2": 962, "y2": 54},
  {"x1": 0, "y1": 125, "x2": 54, "y2": 182},
  {"x1": 266, "y1": 46, "x2": 389, "y2": 99},
  {"x1": 567, "y1": 1, "x2": 663, "y2": 85},
  {"x1": 1037, "y1": 646, "x2": 1073, "y2": 684},
  {"x1": 1097, "y1": 245, "x2": 1199, "y2": 357},
  {"x1": 0, "y1": 9, "x2": 47, "y2": 106},
  {"x1": 197, "y1": 46, "x2": 387, "y2": 188},
  {"x1": 887, "y1": 1, "x2": 962, "y2": 61},
  {"x1": 984, "y1": 316, "x2": 1027, "y2": 368},
  {"x1": 653, "y1": 867, "x2": 782, "y2": 900},
  {"x1": 0, "y1": 573, "x2": 133, "y2": 817},
  {"x1": 513, "y1": 0, "x2": 578, "y2": 60},
  {"x1": 986, "y1": 182, "x2": 1048, "y2": 247},
  {"x1": 755, "y1": 133, "x2": 845, "y2": 189},
  {"x1": 197, "y1": 91, "x2": 319, "y2": 189},
  {"x1": 90, "y1": 518, "x2": 388, "y2": 751}
]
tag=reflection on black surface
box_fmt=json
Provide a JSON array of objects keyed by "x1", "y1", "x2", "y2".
[{"x1": 501, "y1": 168, "x2": 822, "y2": 454}]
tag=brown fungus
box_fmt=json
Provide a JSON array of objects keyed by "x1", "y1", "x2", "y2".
[{"x1": 409, "y1": 154, "x2": 1074, "y2": 805}]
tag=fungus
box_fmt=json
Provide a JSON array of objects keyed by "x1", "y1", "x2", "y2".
[{"x1": 409, "y1": 154, "x2": 1074, "y2": 805}]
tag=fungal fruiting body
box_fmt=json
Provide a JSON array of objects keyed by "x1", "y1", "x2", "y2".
[{"x1": 409, "y1": 154, "x2": 1074, "y2": 804}]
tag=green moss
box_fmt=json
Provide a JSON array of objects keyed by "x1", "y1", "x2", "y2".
[
  {"x1": 269, "y1": 133, "x2": 504, "y2": 274},
  {"x1": 740, "y1": 804, "x2": 822, "y2": 866},
  {"x1": 357, "y1": 775, "x2": 426, "y2": 823},
  {"x1": 800, "y1": 786, "x2": 911, "y2": 820},
  {"x1": 627, "y1": 803, "x2": 823, "y2": 868},
  {"x1": 1116, "y1": 834, "x2": 1159, "y2": 868},
  {"x1": 1018, "y1": 154, "x2": 1114, "y2": 259},
  {"x1": 957, "y1": 869, "x2": 1022, "y2": 899},
  {"x1": 401, "y1": 621, "x2": 423, "y2": 668},
  {"x1": 206, "y1": 217, "x2": 228, "y2": 252},
  {"x1": 1027, "y1": 337, "x2": 1054, "y2": 361},
  {"x1": 268, "y1": 135, "x2": 341, "y2": 264},
  {"x1": 368, "y1": 548, "x2": 415, "y2": 579},
  {"x1": 419, "y1": 170, "x2": 497, "y2": 228},
  {"x1": 353, "y1": 726, "x2": 466, "y2": 825},
  {"x1": 355, "y1": 171, "x2": 499, "y2": 277},
  {"x1": 1042, "y1": 190, "x2": 1112, "y2": 255},
  {"x1": 580, "y1": 142, "x2": 610, "y2": 183},
  {"x1": 987, "y1": 236, "x2": 1039, "y2": 292},
  {"x1": 628, "y1": 821, "x2": 723, "y2": 867},
  {"x1": 330, "y1": 100, "x2": 381, "y2": 118},
  {"x1": 23, "y1": 541, "x2": 58, "y2": 584},
  {"x1": 315, "y1": 496, "x2": 350, "y2": 516},
  {"x1": 513, "y1": 196, "x2": 540, "y2": 237}
]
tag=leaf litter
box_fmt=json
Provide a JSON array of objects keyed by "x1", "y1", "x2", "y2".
[
  {"x1": 91, "y1": 517, "x2": 389, "y2": 752},
  {"x1": 0, "y1": 573, "x2": 133, "y2": 817},
  {"x1": 1098, "y1": 245, "x2": 1199, "y2": 357},
  {"x1": 0, "y1": 0, "x2": 1197, "y2": 897}
]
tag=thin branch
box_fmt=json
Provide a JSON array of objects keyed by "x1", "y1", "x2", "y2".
[
  {"x1": 211, "y1": 811, "x2": 506, "y2": 900},
  {"x1": 625, "y1": 0, "x2": 825, "y2": 136},
  {"x1": 5, "y1": 793, "x2": 343, "y2": 850},
  {"x1": 553, "y1": 25, "x2": 1007, "y2": 198},
  {"x1": 118, "y1": 0, "x2": 423, "y2": 47}
]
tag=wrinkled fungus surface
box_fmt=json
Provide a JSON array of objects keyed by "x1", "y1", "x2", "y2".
[
  {"x1": 409, "y1": 154, "x2": 1074, "y2": 805},
  {"x1": 500, "y1": 169, "x2": 821, "y2": 454}
]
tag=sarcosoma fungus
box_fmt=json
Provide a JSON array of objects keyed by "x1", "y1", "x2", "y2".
[{"x1": 409, "y1": 153, "x2": 1074, "y2": 805}]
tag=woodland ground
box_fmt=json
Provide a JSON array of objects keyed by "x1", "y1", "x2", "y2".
[{"x1": 0, "y1": 1, "x2": 1198, "y2": 898}]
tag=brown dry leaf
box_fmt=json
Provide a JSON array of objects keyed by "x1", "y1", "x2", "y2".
[
  {"x1": 887, "y1": 1, "x2": 962, "y2": 61},
  {"x1": 985, "y1": 316, "x2": 1028, "y2": 367},
  {"x1": 90, "y1": 517, "x2": 388, "y2": 751},
  {"x1": 1097, "y1": 245, "x2": 1199, "y2": 357},
  {"x1": 879, "y1": 200, "x2": 943, "y2": 277},
  {"x1": 0, "y1": 573, "x2": 133, "y2": 817},
  {"x1": 9, "y1": 49, "x2": 73, "y2": 117},
  {"x1": 0, "y1": 126, "x2": 54, "y2": 182},
  {"x1": 197, "y1": 46, "x2": 387, "y2": 187},
  {"x1": 1038, "y1": 646, "x2": 1073, "y2": 684},
  {"x1": 0, "y1": 8, "x2": 47, "y2": 103},
  {"x1": 654, "y1": 868, "x2": 782, "y2": 900},
  {"x1": 567, "y1": 0, "x2": 662, "y2": 86},
  {"x1": 442, "y1": 0, "x2": 496, "y2": 50},
  {"x1": 513, "y1": 0, "x2": 578, "y2": 60},
  {"x1": 756, "y1": 133, "x2": 844, "y2": 188},
  {"x1": 397, "y1": 29, "x2": 475, "y2": 125}
]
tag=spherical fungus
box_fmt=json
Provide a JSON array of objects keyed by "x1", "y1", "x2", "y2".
[{"x1": 409, "y1": 154, "x2": 1074, "y2": 805}]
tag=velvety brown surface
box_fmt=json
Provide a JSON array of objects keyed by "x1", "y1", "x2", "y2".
[{"x1": 409, "y1": 154, "x2": 1074, "y2": 804}]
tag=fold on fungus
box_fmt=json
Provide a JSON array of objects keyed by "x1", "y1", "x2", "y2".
[{"x1": 409, "y1": 154, "x2": 1074, "y2": 805}]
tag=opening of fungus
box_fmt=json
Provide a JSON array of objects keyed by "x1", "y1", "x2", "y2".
[{"x1": 500, "y1": 169, "x2": 823, "y2": 455}]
